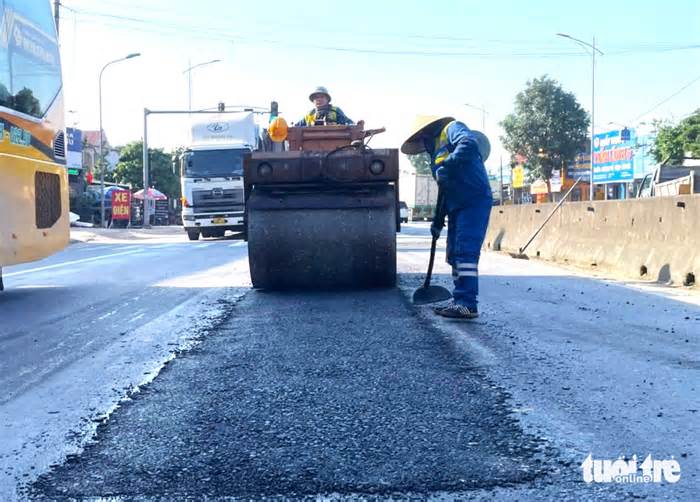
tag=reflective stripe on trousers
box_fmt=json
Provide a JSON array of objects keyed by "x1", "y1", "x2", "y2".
[{"x1": 446, "y1": 204, "x2": 491, "y2": 309}]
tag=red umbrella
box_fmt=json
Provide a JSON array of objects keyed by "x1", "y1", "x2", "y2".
[{"x1": 133, "y1": 187, "x2": 168, "y2": 200}]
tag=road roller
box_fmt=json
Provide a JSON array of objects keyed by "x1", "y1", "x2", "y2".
[{"x1": 243, "y1": 122, "x2": 399, "y2": 289}]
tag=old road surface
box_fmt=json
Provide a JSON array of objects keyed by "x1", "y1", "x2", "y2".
[{"x1": 1, "y1": 225, "x2": 697, "y2": 500}]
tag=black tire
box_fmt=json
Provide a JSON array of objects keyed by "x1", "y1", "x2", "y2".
[{"x1": 187, "y1": 230, "x2": 200, "y2": 241}]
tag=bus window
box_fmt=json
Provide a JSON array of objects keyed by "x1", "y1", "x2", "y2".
[{"x1": 0, "y1": 0, "x2": 62, "y2": 118}]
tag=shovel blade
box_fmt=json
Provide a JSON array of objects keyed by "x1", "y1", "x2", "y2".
[{"x1": 412, "y1": 285, "x2": 452, "y2": 305}]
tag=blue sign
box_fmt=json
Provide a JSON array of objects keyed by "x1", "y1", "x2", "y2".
[
  {"x1": 66, "y1": 127, "x2": 83, "y2": 169},
  {"x1": 566, "y1": 153, "x2": 591, "y2": 182},
  {"x1": 67, "y1": 128, "x2": 82, "y2": 152},
  {"x1": 592, "y1": 130, "x2": 635, "y2": 184},
  {"x1": 632, "y1": 133, "x2": 656, "y2": 179}
]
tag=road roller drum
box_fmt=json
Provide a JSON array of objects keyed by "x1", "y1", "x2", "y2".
[{"x1": 243, "y1": 124, "x2": 400, "y2": 290}]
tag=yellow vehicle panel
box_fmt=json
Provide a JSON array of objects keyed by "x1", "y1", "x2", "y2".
[{"x1": 0, "y1": 143, "x2": 69, "y2": 267}]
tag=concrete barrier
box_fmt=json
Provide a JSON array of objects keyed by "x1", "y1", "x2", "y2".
[{"x1": 484, "y1": 195, "x2": 699, "y2": 287}]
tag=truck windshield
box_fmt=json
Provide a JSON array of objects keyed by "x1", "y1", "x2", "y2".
[{"x1": 184, "y1": 149, "x2": 246, "y2": 178}]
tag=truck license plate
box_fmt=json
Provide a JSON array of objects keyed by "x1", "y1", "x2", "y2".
[{"x1": 213, "y1": 217, "x2": 226, "y2": 224}]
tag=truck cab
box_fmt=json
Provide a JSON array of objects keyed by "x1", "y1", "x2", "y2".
[{"x1": 179, "y1": 113, "x2": 259, "y2": 240}]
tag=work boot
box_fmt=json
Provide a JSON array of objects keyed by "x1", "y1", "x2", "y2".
[{"x1": 433, "y1": 302, "x2": 479, "y2": 319}]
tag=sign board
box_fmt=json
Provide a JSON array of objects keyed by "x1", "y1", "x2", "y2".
[
  {"x1": 550, "y1": 170, "x2": 562, "y2": 193},
  {"x1": 512, "y1": 165, "x2": 525, "y2": 188},
  {"x1": 632, "y1": 133, "x2": 656, "y2": 179},
  {"x1": 530, "y1": 179, "x2": 548, "y2": 195},
  {"x1": 111, "y1": 190, "x2": 131, "y2": 220},
  {"x1": 592, "y1": 129, "x2": 635, "y2": 184},
  {"x1": 566, "y1": 153, "x2": 591, "y2": 182},
  {"x1": 66, "y1": 127, "x2": 83, "y2": 170}
]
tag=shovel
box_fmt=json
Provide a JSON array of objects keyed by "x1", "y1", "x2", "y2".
[{"x1": 413, "y1": 188, "x2": 452, "y2": 305}]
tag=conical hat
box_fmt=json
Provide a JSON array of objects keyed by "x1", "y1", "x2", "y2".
[
  {"x1": 401, "y1": 115, "x2": 455, "y2": 155},
  {"x1": 470, "y1": 130, "x2": 491, "y2": 162}
]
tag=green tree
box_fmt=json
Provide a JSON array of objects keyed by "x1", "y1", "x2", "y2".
[
  {"x1": 112, "y1": 141, "x2": 180, "y2": 199},
  {"x1": 408, "y1": 152, "x2": 432, "y2": 175},
  {"x1": 652, "y1": 110, "x2": 700, "y2": 164},
  {"x1": 500, "y1": 75, "x2": 589, "y2": 199}
]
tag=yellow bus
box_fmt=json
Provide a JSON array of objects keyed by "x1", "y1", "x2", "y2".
[{"x1": 0, "y1": 0, "x2": 68, "y2": 290}]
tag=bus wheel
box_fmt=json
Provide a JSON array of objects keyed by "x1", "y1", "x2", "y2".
[{"x1": 187, "y1": 230, "x2": 200, "y2": 241}]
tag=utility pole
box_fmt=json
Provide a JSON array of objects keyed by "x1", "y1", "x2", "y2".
[{"x1": 54, "y1": 0, "x2": 60, "y2": 35}]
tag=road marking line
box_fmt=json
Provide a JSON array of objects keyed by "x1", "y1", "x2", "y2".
[
  {"x1": 97, "y1": 310, "x2": 118, "y2": 321},
  {"x1": 228, "y1": 242, "x2": 246, "y2": 247},
  {"x1": 4, "y1": 249, "x2": 145, "y2": 278},
  {"x1": 149, "y1": 244, "x2": 177, "y2": 249}
]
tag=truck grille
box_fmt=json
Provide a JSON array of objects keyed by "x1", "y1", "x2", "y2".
[
  {"x1": 35, "y1": 172, "x2": 62, "y2": 228},
  {"x1": 192, "y1": 188, "x2": 244, "y2": 214}
]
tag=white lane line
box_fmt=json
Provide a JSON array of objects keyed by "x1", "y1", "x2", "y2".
[
  {"x1": 197, "y1": 243, "x2": 214, "y2": 248},
  {"x1": 97, "y1": 310, "x2": 118, "y2": 321},
  {"x1": 130, "y1": 312, "x2": 146, "y2": 322},
  {"x1": 4, "y1": 249, "x2": 146, "y2": 278},
  {"x1": 149, "y1": 244, "x2": 178, "y2": 249},
  {"x1": 228, "y1": 242, "x2": 246, "y2": 247},
  {"x1": 72, "y1": 244, "x2": 120, "y2": 252}
]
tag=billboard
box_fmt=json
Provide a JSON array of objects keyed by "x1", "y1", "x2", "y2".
[
  {"x1": 592, "y1": 130, "x2": 635, "y2": 184},
  {"x1": 66, "y1": 127, "x2": 82, "y2": 170},
  {"x1": 566, "y1": 153, "x2": 591, "y2": 182},
  {"x1": 512, "y1": 165, "x2": 525, "y2": 188},
  {"x1": 111, "y1": 190, "x2": 131, "y2": 220},
  {"x1": 632, "y1": 133, "x2": 657, "y2": 179}
]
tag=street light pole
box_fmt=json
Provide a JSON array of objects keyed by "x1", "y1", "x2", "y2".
[
  {"x1": 183, "y1": 59, "x2": 221, "y2": 113},
  {"x1": 98, "y1": 52, "x2": 141, "y2": 228},
  {"x1": 463, "y1": 103, "x2": 487, "y2": 131},
  {"x1": 143, "y1": 108, "x2": 150, "y2": 228},
  {"x1": 556, "y1": 33, "x2": 603, "y2": 201}
]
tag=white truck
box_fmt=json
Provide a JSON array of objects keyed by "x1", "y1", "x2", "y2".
[
  {"x1": 412, "y1": 174, "x2": 438, "y2": 220},
  {"x1": 179, "y1": 113, "x2": 259, "y2": 240},
  {"x1": 636, "y1": 165, "x2": 700, "y2": 198}
]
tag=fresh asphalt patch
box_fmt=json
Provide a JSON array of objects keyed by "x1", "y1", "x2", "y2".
[{"x1": 30, "y1": 287, "x2": 554, "y2": 499}]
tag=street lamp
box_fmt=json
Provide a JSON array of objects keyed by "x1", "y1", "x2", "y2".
[
  {"x1": 183, "y1": 59, "x2": 221, "y2": 113},
  {"x1": 556, "y1": 33, "x2": 603, "y2": 201},
  {"x1": 463, "y1": 103, "x2": 487, "y2": 131},
  {"x1": 98, "y1": 52, "x2": 141, "y2": 228}
]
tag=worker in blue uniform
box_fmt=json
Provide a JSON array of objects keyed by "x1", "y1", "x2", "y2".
[
  {"x1": 402, "y1": 116, "x2": 492, "y2": 319},
  {"x1": 295, "y1": 86, "x2": 354, "y2": 127}
]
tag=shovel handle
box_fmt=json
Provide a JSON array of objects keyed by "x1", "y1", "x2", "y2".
[
  {"x1": 424, "y1": 187, "x2": 445, "y2": 288},
  {"x1": 424, "y1": 235, "x2": 438, "y2": 288}
]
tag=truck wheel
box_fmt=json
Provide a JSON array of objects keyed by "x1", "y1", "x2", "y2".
[{"x1": 187, "y1": 230, "x2": 200, "y2": 241}]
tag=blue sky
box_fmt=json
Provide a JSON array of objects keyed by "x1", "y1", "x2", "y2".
[{"x1": 57, "y1": 0, "x2": 700, "y2": 171}]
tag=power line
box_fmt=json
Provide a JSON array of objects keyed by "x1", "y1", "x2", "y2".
[
  {"x1": 630, "y1": 74, "x2": 700, "y2": 122},
  {"x1": 62, "y1": 4, "x2": 700, "y2": 59}
]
